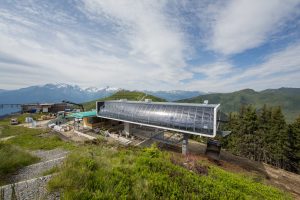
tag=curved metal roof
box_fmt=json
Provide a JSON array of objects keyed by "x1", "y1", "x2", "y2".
[{"x1": 96, "y1": 100, "x2": 220, "y2": 137}]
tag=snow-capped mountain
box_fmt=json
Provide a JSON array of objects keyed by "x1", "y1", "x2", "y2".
[
  {"x1": 85, "y1": 86, "x2": 120, "y2": 93},
  {"x1": 0, "y1": 83, "x2": 203, "y2": 104},
  {"x1": 0, "y1": 84, "x2": 120, "y2": 104},
  {"x1": 85, "y1": 87, "x2": 101, "y2": 93},
  {"x1": 144, "y1": 90, "x2": 205, "y2": 101}
]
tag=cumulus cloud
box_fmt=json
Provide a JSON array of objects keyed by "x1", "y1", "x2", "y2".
[
  {"x1": 192, "y1": 62, "x2": 234, "y2": 78},
  {"x1": 206, "y1": 0, "x2": 300, "y2": 55},
  {"x1": 0, "y1": 0, "x2": 299, "y2": 92},
  {"x1": 0, "y1": 0, "x2": 192, "y2": 90},
  {"x1": 81, "y1": 0, "x2": 189, "y2": 74},
  {"x1": 187, "y1": 43, "x2": 300, "y2": 92}
]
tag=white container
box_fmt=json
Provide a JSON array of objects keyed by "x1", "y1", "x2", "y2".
[{"x1": 25, "y1": 117, "x2": 33, "y2": 123}]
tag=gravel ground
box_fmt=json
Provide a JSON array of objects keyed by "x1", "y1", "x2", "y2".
[
  {"x1": 32, "y1": 149, "x2": 68, "y2": 162},
  {"x1": 0, "y1": 149, "x2": 67, "y2": 199},
  {"x1": 8, "y1": 149, "x2": 68, "y2": 184}
]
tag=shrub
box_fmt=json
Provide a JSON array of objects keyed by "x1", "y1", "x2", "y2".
[{"x1": 48, "y1": 145, "x2": 291, "y2": 200}]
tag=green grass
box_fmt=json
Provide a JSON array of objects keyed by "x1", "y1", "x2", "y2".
[
  {"x1": 0, "y1": 143, "x2": 39, "y2": 185},
  {"x1": 0, "y1": 122, "x2": 74, "y2": 185},
  {"x1": 48, "y1": 144, "x2": 291, "y2": 200},
  {"x1": 1, "y1": 125, "x2": 74, "y2": 150},
  {"x1": 42, "y1": 166, "x2": 60, "y2": 176},
  {"x1": 15, "y1": 113, "x2": 44, "y2": 123},
  {"x1": 0, "y1": 113, "x2": 44, "y2": 126},
  {"x1": 0, "y1": 124, "x2": 37, "y2": 138},
  {"x1": 0, "y1": 115, "x2": 71, "y2": 153},
  {"x1": 83, "y1": 90, "x2": 166, "y2": 110}
]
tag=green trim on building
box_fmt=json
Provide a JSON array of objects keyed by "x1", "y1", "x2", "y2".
[{"x1": 67, "y1": 110, "x2": 96, "y2": 119}]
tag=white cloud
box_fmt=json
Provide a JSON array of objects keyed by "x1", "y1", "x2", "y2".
[
  {"x1": 186, "y1": 43, "x2": 300, "y2": 92},
  {"x1": 239, "y1": 44, "x2": 300, "y2": 79},
  {"x1": 0, "y1": 0, "x2": 192, "y2": 90},
  {"x1": 81, "y1": 0, "x2": 189, "y2": 73},
  {"x1": 192, "y1": 62, "x2": 234, "y2": 78},
  {"x1": 207, "y1": 0, "x2": 300, "y2": 55},
  {"x1": 0, "y1": 0, "x2": 299, "y2": 92}
]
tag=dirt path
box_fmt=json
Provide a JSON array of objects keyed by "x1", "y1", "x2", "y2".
[{"x1": 0, "y1": 136, "x2": 15, "y2": 141}]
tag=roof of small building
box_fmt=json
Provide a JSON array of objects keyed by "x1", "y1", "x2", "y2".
[{"x1": 67, "y1": 110, "x2": 96, "y2": 119}]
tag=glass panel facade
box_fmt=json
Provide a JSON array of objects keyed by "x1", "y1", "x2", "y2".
[{"x1": 97, "y1": 101, "x2": 218, "y2": 136}]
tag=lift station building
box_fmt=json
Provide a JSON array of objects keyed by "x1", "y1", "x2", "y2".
[{"x1": 96, "y1": 99, "x2": 221, "y2": 155}]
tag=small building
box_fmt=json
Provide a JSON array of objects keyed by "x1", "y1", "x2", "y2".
[
  {"x1": 49, "y1": 103, "x2": 71, "y2": 113},
  {"x1": 21, "y1": 104, "x2": 41, "y2": 113},
  {"x1": 21, "y1": 103, "x2": 71, "y2": 113},
  {"x1": 40, "y1": 103, "x2": 53, "y2": 113},
  {"x1": 67, "y1": 111, "x2": 103, "y2": 129}
]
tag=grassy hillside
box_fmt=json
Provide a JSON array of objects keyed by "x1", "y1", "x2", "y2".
[
  {"x1": 48, "y1": 143, "x2": 291, "y2": 199},
  {"x1": 0, "y1": 114, "x2": 293, "y2": 198},
  {"x1": 84, "y1": 90, "x2": 166, "y2": 110},
  {"x1": 178, "y1": 88, "x2": 300, "y2": 122},
  {"x1": 0, "y1": 117, "x2": 74, "y2": 185}
]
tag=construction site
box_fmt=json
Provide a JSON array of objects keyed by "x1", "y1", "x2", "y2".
[
  {"x1": 31, "y1": 98, "x2": 224, "y2": 160},
  {"x1": 1, "y1": 98, "x2": 300, "y2": 199}
]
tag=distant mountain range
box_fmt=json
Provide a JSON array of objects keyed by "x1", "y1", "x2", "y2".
[
  {"x1": 0, "y1": 84, "x2": 120, "y2": 104},
  {"x1": 0, "y1": 84, "x2": 204, "y2": 104},
  {"x1": 1, "y1": 84, "x2": 299, "y2": 122},
  {"x1": 178, "y1": 88, "x2": 300, "y2": 122},
  {"x1": 144, "y1": 90, "x2": 205, "y2": 101}
]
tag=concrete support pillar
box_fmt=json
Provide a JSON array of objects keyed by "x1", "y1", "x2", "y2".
[
  {"x1": 124, "y1": 122, "x2": 131, "y2": 138},
  {"x1": 182, "y1": 134, "x2": 189, "y2": 155},
  {"x1": 154, "y1": 128, "x2": 164, "y2": 139}
]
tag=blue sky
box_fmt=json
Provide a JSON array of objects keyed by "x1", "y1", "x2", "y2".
[{"x1": 0, "y1": 0, "x2": 299, "y2": 92}]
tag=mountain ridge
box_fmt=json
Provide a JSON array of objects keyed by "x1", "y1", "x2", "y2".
[
  {"x1": 0, "y1": 84, "x2": 204, "y2": 104},
  {"x1": 0, "y1": 83, "x2": 120, "y2": 104},
  {"x1": 178, "y1": 87, "x2": 300, "y2": 122},
  {"x1": 1, "y1": 84, "x2": 299, "y2": 122},
  {"x1": 144, "y1": 90, "x2": 205, "y2": 101},
  {"x1": 83, "y1": 90, "x2": 166, "y2": 110}
]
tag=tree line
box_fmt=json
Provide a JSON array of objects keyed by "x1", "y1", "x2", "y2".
[{"x1": 221, "y1": 105, "x2": 300, "y2": 173}]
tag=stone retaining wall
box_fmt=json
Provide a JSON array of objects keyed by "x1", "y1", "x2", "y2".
[{"x1": 0, "y1": 175, "x2": 59, "y2": 200}]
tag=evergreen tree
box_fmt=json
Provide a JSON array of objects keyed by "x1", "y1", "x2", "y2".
[
  {"x1": 239, "y1": 105, "x2": 258, "y2": 160},
  {"x1": 256, "y1": 105, "x2": 272, "y2": 162},
  {"x1": 225, "y1": 105, "x2": 258, "y2": 159},
  {"x1": 269, "y1": 107, "x2": 288, "y2": 168},
  {"x1": 222, "y1": 112, "x2": 239, "y2": 153},
  {"x1": 286, "y1": 116, "x2": 300, "y2": 173},
  {"x1": 222, "y1": 104, "x2": 299, "y2": 174}
]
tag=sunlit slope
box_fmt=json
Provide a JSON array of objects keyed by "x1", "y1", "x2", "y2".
[
  {"x1": 83, "y1": 90, "x2": 166, "y2": 111},
  {"x1": 48, "y1": 144, "x2": 291, "y2": 199},
  {"x1": 178, "y1": 88, "x2": 300, "y2": 122}
]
